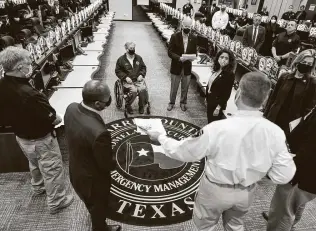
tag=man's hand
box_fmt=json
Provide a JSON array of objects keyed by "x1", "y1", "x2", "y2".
[
  {"x1": 137, "y1": 75, "x2": 143, "y2": 82},
  {"x1": 52, "y1": 114, "x2": 62, "y2": 125},
  {"x1": 274, "y1": 56, "x2": 281, "y2": 62},
  {"x1": 125, "y1": 77, "x2": 133, "y2": 84},
  {"x1": 180, "y1": 57, "x2": 187, "y2": 62},
  {"x1": 139, "y1": 126, "x2": 162, "y2": 142}
]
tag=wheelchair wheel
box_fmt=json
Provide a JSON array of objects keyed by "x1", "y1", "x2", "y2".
[{"x1": 114, "y1": 80, "x2": 124, "y2": 109}]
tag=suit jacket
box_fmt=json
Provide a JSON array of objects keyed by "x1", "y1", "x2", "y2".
[
  {"x1": 264, "y1": 73, "x2": 316, "y2": 135},
  {"x1": 51, "y1": 6, "x2": 66, "y2": 19},
  {"x1": 168, "y1": 31, "x2": 197, "y2": 76},
  {"x1": 207, "y1": 70, "x2": 235, "y2": 110},
  {"x1": 288, "y1": 108, "x2": 316, "y2": 194},
  {"x1": 242, "y1": 25, "x2": 266, "y2": 52},
  {"x1": 64, "y1": 103, "x2": 116, "y2": 207}
]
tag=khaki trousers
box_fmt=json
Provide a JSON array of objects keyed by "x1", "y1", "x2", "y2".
[
  {"x1": 123, "y1": 79, "x2": 148, "y2": 107},
  {"x1": 193, "y1": 176, "x2": 257, "y2": 231},
  {"x1": 169, "y1": 70, "x2": 191, "y2": 105},
  {"x1": 267, "y1": 184, "x2": 316, "y2": 231},
  {"x1": 16, "y1": 133, "x2": 70, "y2": 212}
]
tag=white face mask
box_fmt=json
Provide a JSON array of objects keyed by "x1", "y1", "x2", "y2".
[{"x1": 271, "y1": 19, "x2": 276, "y2": 23}]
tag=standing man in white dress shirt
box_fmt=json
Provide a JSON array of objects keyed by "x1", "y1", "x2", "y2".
[
  {"x1": 212, "y1": 4, "x2": 229, "y2": 31},
  {"x1": 242, "y1": 14, "x2": 266, "y2": 52},
  {"x1": 141, "y1": 72, "x2": 296, "y2": 231}
]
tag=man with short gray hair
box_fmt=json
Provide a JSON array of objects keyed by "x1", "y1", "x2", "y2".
[
  {"x1": 64, "y1": 80, "x2": 121, "y2": 231},
  {"x1": 242, "y1": 14, "x2": 266, "y2": 52},
  {"x1": 0, "y1": 46, "x2": 73, "y2": 214},
  {"x1": 142, "y1": 72, "x2": 296, "y2": 231}
]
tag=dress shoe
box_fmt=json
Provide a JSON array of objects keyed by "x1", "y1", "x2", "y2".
[
  {"x1": 50, "y1": 195, "x2": 74, "y2": 214},
  {"x1": 262, "y1": 212, "x2": 269, "y2": 221},
  {"x1": 108, "y1": 225, "x2": 122, "y2": 231},
  {"x1": 180, "y1": 103, "x2": 187, "y2": 111},
  {"x1": 126, "y1": 105, "x2": 133, "y2": 114},
  {"x1": 167, "y1": 104, "x2": 174, "y2": 111},
  {"x1": 139, "y1": 106, "x2": 144, "y2": 114}
]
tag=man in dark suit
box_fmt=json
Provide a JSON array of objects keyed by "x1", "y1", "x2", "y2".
[
  {"x1": 51, "y1": 0, "x2": 66, "y2": 20},
  {"x1": 167, "y1": 16, "x2": 197, "y2": 112},
  {"x1": 64, "y1": 80, "x2": 121, "y2": 231},
  {"x1": 262, "y1": 107, "x2": 316, "y2": 230},
  {"x1": 242, "y1": 14, "x2": 266, "y2": 52}
]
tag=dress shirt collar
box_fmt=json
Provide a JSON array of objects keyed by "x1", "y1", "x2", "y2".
[
  {"x1": 81, "y1": 102, "x2": 102, "y2": 116},
  {"x1": 234, "y1": 110, "x2": 263, "y2": 117}
]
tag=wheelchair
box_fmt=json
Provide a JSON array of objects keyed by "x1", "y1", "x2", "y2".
[{"x1": 114, "y1": 79, "x2": 151, "y2": 118}]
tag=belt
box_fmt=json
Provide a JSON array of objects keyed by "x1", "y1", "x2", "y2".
[{"x1": 205, "y1": 174, "x2": 256, "y2": 190}]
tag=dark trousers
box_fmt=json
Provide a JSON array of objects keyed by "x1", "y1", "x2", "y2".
[
  {"x1": 76, "y1": 181, "x2": 110, "y2": 231},
  {"x1": 169, "y1": 70, "x2": 191, "y2": 105},
  {"x1": 207, "y1": 94, "x2": 224, "y2": 123}
]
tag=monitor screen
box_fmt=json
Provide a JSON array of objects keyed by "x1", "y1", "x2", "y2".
[
  {"x1": 81, "y1": 26, "x2": 93, "y2": 38},
  {"x1": 40, "y1": 60, "x2": 51, "y2": 88},
  {"x1": 73, "y1": 29, "x2": 81, "y2": 51},
  {"x1": 197, "y1": 35, "x2": 209, "y2": 53},
  {"x1": 59, "y1": 43, "x2": 75, "y2": 63}
]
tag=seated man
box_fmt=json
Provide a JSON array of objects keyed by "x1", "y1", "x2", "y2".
[
  {"x1": 50, "y1": 0, "x2": 66, "y2": 21},
  {"x1": 115, "y1": 42, "x2": 148, "y2": 114}
]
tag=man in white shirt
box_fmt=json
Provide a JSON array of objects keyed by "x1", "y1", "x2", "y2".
[
  {"x1": 212, "y1": 4, "x2": 229, "y2": 30},
  {"x1": 141, "y1": 72, "x2": 296, "y2": 231}
]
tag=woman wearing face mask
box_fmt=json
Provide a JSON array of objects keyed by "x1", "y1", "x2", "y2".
[
  {"x1": 206, "y1": 49, "x2": 236, "y2": 123},
  {"x1": 264, "y1": 49, "x2": 316, "y2": 137},
  {"x1": 260, "y1": 15, "x2": 280, "y2": 56}
]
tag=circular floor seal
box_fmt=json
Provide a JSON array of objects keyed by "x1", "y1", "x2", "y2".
[{"x1": 107, "y1": 116, "x2": 205, "y2": 226}]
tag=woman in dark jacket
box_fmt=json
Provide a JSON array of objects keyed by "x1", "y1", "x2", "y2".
[
  {"x1": 264, "y1": 49, "x2": 316, "y2": 137},
  {"x1": 260, "y1": 15, "x2": 280, "y2": 56},
  {"x1": 206, "y1": 49, "x2": 236, "y2": 123}
]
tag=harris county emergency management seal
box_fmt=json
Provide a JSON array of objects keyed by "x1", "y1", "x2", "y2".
[{"x1": 106, "y1": 116, "x2": 205, "y2": 226}]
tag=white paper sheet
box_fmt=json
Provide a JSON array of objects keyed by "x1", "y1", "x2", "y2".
[
  {"x1": 133, "y1": 118, "x2": 167, "y2": 135},
  {"x1": 182, "y1": 54, "x2": 197, "y2": 61}
]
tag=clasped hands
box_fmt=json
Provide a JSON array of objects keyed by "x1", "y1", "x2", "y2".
[
  {"x1": 125, "y1": 75, "x2": 143, "y2": 84},
  {"x1": 180, "y1": 57, "x2": 193, "y2": 62}
]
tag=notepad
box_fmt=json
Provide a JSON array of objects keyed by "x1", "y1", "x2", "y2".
[{"x1": 133, "y1": 118, "x2": 167, "y2": 135}]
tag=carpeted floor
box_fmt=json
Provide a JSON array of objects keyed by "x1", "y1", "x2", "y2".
[{"x1": 1, "y1": 21, "x2": 316, "y2": 231}]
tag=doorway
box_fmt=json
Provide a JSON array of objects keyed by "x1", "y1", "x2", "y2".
[{"x1": 132, "y1": 0, "x2": 150, "y2": 21}]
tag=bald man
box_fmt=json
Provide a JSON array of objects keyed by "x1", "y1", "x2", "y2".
[
  {"x1": 64, "y1": 80, "x2": 121, "y2": 231},
  {"x1": 168, "y1": 16, "x2": 197, "y2": 111}
]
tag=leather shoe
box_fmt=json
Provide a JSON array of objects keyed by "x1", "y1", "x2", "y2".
[
  {"x1": 108, "y1": 225, "x2": 122, "y2": 231},
  {"x1": 180, "y1": 103, "x2": 187, "y2": 111},
  {"x1": 167, "y1": 104, "x2": 174, "y2": 111},
  {"x1": 126, "y1": 105, "x2": 133, "y2": 114},
  {"x1": 139, "y1": 106, "x2": 144, "y2": 114},
  {"x1": 262, "y1": 212, "x2": 269, "y2": 221}
]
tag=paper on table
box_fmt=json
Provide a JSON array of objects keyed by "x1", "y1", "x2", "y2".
[
  {"x1": 289, "y1": 117, "x2": 302, "y2": 132},
  {"x1": 182, "y1": 54, "x2": 197, "y2": 60},
  {"x1": 133, "y1": 118, "x2": 167, "y2": 135}
]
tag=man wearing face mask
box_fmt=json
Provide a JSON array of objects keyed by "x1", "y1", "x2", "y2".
[
  {"x1": 182, "y1": 0, "x2": 194, "y2": 16},
  {"x1": 64, "y1": 80, "x2": 121, "y2": 231},
  {"x1": 167, "y1": 16, "x2": 197, "y2": 111},
  {"x1": 0, "y1": 46, "x2": 74, "y2": 214},
  {"x1": 141, "y1": 72, "x2": 296, "y2": 231},
  {"x1": 242, "y1": 14, "x2": 266, "y2": 52},
  {"x1": 115, "y1": 42, "x2": 148, "y2": 114},
  {"x1": 271, "y1": 21, "x2": 300, "y2": 66},
  {"x1": 212, "y1": 4, "x2": 229, "y2": 30},
  {"x1": 281, "y1": 5, "x2": 296, "y2": 21}
]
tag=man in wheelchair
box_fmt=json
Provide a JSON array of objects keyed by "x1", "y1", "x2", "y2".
[{"x1": 115, "y1": 42, "x2": 148, "y2": 114}]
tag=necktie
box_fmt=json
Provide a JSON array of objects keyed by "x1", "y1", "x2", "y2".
[{"x1": 253, "y1": 26, "x2": 257, "y2": 44}]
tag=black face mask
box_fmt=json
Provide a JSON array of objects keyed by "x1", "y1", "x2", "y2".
[
  {"x1": 105, "y1": 96, "x2": 112, "y2": 107},
  {"x1": 128, "y1": 49, "x2": 135, "y2": 55},
  {"x1": 183, "y1": 28, "x2": 190, "y2": 34},
  {"x1": 297, "y1": 63, "x2": 312, "y2": 74}
]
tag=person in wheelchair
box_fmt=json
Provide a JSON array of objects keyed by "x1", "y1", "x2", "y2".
[{"x1": 115, "y1": 42, "x2": 148, "y2": 114}]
